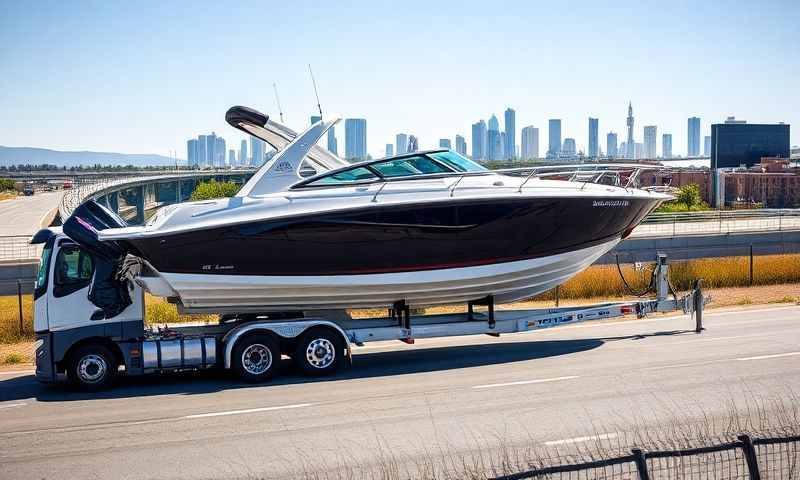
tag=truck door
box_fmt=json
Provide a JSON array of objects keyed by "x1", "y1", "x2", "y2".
[{"x1": 47, "y1": 241, "x2": 143, "y2": 333}]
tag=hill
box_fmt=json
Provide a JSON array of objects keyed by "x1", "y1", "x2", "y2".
[{"x1": 0, "y1": 146, "x2": 183, "y2": 168}]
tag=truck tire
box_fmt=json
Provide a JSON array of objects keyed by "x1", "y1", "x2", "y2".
[
  {"x1": 67, "y1": 344, "x2": 118, "y2": 391},
  {"x1": 294, "y1": 328, "x2": 344, "y2": 376},
  {"x1": 231, "y1": 333, "x2": 280, "y2": 383}
]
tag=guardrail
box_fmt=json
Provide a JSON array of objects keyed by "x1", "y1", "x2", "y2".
[
  {"x1": 0, "y1": 236, "x2": 41, "y2": 262},
  {"x1": 633, "y1": 209, "x2": 800, "y2": 237},
  {"x1": 492, "y1": 433, "x2": 799, "y2": 480}
]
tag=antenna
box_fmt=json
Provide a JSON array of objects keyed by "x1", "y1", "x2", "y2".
[
  {"x1": 308, "y1": 64, "x2": 323, "y2": 117},
  {"x1": 272, "y1": 82, "x2": 285, "y2": 123}
]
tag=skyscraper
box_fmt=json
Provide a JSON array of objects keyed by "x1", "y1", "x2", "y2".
[
  {"x1": 344, "y1": 118, "x2": 367, "y2": 160},
  {"x1": 396, "y1": 133, "x2": 408, "y2": 155},
  {"x1": 471, "y1": 121, "x2": 486, "y2": 160},
  {"x1": 562, "y1": 138, "x2": 577, "y2": 157},
  {"x1": 250, "y1": 136, "x2": 265, "y2": 166},
  {"x1": 626, "y1": 102, "x2": 635, "y2": 159},
  {"x1": 455, "y1": 135, "x2": 467, "y2": 156},
  {"x1": 385, "y1": 143, "x2": 393, "y2": 157},
  {"x1": 703, "y1": 135, "x2": 711, "y2": 156},
  {"x1": 407, "y1": 135, "x2": 418, "y2": 152},
  {"x1": 520, "y1": 125, "x2": 539, "y2": 160},
  {"x1": 588, "y1": 117, "x2": 599, "y2": 158},
  {"x1": 662, "y1": 134, "x2": 672, "y2": 158},
  {"x1": 487, "y1": 114, "x2": 501, "y2": 161},
  {"x1": 643, "y1": 125, "x2": 657, "y2": 159},
  {"x1": 548, "y1": 119, "x2": 561, "y2": 158},
  {"x1": 606, "y1": 132, "x2": 618, "y2": 158},
  {"x1": 228, "y1": 149, "x2": 236, "y2": 166},
  {"x1": 216, "y1": 137, "x2": 226, "y2": 167},
  {"x1": 439, "y1": 138, "x2": 452, "y2": 149},
  {"x1": 687, "y1": 117, "x2": 701, "y2": 157},
  {"x1": 240, "y1": 140, "x2": 248, "y2": 166},
  {"x1": 205, "y1": 133, "x2": 217, "y2": 166},
  {"x1": 327, "y1": 127, "x2": 338, "y2": 155},
  {"x1": 504, "y1": 108, "x2": 516, "y2": 160},
  {"x1": 187, "y1": 139, "x2": 198, "y2": 167},
  {"x1": 197, "y1": 135, "x2": 207, "y2": 167}
]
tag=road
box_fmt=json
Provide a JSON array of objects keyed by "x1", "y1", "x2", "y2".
[
  {"x1": 0, "y1": 305, "x2": 798, "y2": 479},
  {"x1": 0, "y1": 191, "x2": 62, "y2": 236}
]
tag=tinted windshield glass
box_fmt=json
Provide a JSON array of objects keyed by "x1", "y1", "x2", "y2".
[
  {"x1": 36, "y1": 243, "x2": 52, "y2": 289},
  {"x1": 371, "y1": 155, "x2": 451, "y2": 178},
  {"x1": 429, "y1": 151, "x2": 487, "y2": 172},
  {"x1": 306, "y1": 167, "x2": 378, "y2": 186}
]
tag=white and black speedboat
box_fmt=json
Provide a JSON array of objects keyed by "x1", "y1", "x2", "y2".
[{"x1": 64, "y1": 106, "x2": 669, "y2": 315}]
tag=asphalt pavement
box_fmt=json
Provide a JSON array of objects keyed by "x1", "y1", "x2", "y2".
[
  {"x1": 0, "y1": 304, "x2": 798, "y2": 479},
  {"x1": 0, "y1": 191, "x2": 62, "y2": 236}
]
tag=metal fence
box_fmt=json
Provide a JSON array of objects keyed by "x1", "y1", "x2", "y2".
[
  {"x1": 492, "y1": 434, "x2": 800, "y2": 480},
  {"x1": 633, "y1": 210, "x2": 800, "y2": 238},
  {"x1": 0, "y1": 235, "x2": 42, "y2": 261}
]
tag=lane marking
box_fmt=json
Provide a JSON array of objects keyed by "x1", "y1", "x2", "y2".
[
  {"x1": 473, "y1": 376, "x2": 579, "y2": 390},
  {"x1": 545, "y1": 432, "x2": 618, "y2": 446},
  {"x1": 737, "y1": 351, "x2": 800, "y2": 362},
  {"x1": 0, "y1": 370, "x2": 34, "y2": 376},
  {"x1": 183, "y1": 403, "x2": 313, "y2": 419},
  {"x1": 0, "y1": 403, "x2": 26, "y2": 410}
]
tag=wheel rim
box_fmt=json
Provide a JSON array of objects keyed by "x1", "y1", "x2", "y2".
[
  {"x1": 241, "y1": 344, "x2": 272, "y2": 375},
  {"x1": 306, "y1": 338, "x2": 335, "y2": 369},
  {"x1": 77, "y1": 354, "x2": 107, "y2": 384}
]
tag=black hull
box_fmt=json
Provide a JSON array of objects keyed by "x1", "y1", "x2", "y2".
[{"x1": 124, "y1": 196, "x2": 659, "y2": 276}]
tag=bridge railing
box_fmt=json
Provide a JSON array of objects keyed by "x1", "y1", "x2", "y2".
[
  {"x1": 633, "y1": 209, "x2": 800, "y2": 237},
  {"x1": 0, "y1": 236, "x2": 42, "y2": 262}
]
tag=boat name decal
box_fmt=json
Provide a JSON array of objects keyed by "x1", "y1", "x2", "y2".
[
  {"x1": 593, "y1": 200, "x2": 630, "y2": 207},
  {"x1": 201, "y1": 264, "x2": 235, "y2": 271}
]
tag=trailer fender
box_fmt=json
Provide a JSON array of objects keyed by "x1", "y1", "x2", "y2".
[{"x1": 222, "y1": 320, "x2": 351, "y2": 369}]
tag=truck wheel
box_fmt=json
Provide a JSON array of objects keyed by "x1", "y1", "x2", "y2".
[
  {"x1": 67, "y1": 344, "x2": 118, "y2": 391},
  {"x1": 231, "y1": 334, "x2": 280, "y2": 383},
  {"x1": 294, "y1": 328, "x2": 344, "y2": 376}
]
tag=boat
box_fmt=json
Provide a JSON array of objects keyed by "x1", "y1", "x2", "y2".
[{"x1": 63, "y1": 105, "x2": 670, "y2": 316}]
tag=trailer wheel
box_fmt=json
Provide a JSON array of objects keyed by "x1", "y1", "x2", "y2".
[
  {"x1": 294, "y1": 328, "x2": 344, "y2": 376},
  {"x1": 67, "y1": 344, "x2": 118, "y2": 391},
  {"x1": 231, "y1": 333, "x2": 280, "y2": 383}
]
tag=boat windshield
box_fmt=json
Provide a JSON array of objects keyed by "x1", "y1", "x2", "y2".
[
  {"x1": 428, "y1": 151, "x2": 487, "y2": 172},
  {"x1": 370, "y1": 155, "x2": 451, "y2": 177}
]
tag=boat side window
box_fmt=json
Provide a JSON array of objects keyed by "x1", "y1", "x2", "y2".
[
  {"x1": 370, "y1": 156, "x2": 451, "y2": 178},
  {"x1": 429, "y1": 151, "x2": 487, "y2": 173},
  {"x1": 304, "y1": 167, "x2": 378, "y2": 186},
  {"x1": 53, "y1": 245, "x2": 94, "y2": 297}
]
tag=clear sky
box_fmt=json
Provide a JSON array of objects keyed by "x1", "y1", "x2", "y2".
[{"x1": 1, "y1": 0, "x2": 798, "y2": 160}]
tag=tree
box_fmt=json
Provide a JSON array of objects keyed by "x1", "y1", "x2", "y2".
[
  {"x1": 675, "y1": 183, "x2": 703, "y2": 210},
  {"x1": 189, "y1": 180, "x2": 240, "y2": 201}
]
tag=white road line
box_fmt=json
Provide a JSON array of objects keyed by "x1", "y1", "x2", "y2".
[
  {"x1": 545, "y1": 432, "x2": 619, "y2": 446},
  {"x1": 737, "y1": 351, "x2": 800, "y2": 362},
  {"x1": 0, "y1": 403, "x2": 26, "y2": 410},
  {"x1": 0, "y1": 370, "x2": 34, "y2": 376},
  {"x1": 473, "y1": 375, "x2": 579, "y2": 390},
  {"x1": 183, "y1": 403, "x2": 313, "y2": 419}
]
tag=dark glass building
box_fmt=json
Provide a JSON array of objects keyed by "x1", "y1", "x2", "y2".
[{"x1": 710, "y1": 123, "x2": 790, "y2": 169}]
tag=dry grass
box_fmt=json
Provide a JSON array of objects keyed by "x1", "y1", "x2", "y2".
[
  {"x1": 144, "y1": 294, "x2": 216, "y2": 325},
  {"x1": 0, "y1": 293, "x2": 34, "y2": 344},
  {"x1": 0, "y1": 191, "x2": 18, "y2": 202}
]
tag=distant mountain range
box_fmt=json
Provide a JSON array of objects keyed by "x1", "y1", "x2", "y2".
[{"x1": 0, "y1": 146, "x2": 184, "y2": 168}]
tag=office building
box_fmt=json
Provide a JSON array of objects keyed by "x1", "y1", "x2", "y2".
[
  {"x1": 471, "y1": 121, "x2": 486, "y2": 160},
  {"x1": 455, "y1": 135, "x2": 467, "y2": 156},
  {"x1": 643, "y1": 125, "x2": 657, "y2": 159},
  {"x1": 626, "y1": 102, "x2": 635, "y2": 159},
  {"x1": 548, "y1": 119, "x2": 562, "y2": 158},
  {"x1": 635, "y1": 142, "x2": 643, "y2": 160},
  {"x1": 187, "y1": 139, "x2": 198, "y2": 167},
  {"x1": 407, "y1": 135, "x2": 419, "y2": 152},
  {"x1": 662, "y1": 134, "x2": 672, "y2": 159},
  {"x1": 688, "y1": 117, "x2": 701, "y2": 156},
  {"x1": 704, "y1": 136, "x2": 711, "y2": 157},
  {"x1": 250, "y1": 136, "x2": 265, "y2": 166},
  {"x1": 197, "y1": 135, "x2": 207, "y2": 167},
  {"x1": 215, "y1": 137, "x2": 226, "y2": 167},
  {"x1": 439, "y1": 138, "x2": 452, "y2": 149},
  {"x1": 327, "y1": 127, "x2": 338, "y2": 155},
  {"x1": 240, "y1": 140, "x2": 248, "y2": 166},
  {"x1": 487, "y1": 115, "x2": 501, "y2": 160},
  {"x1": 520, "y1": 125, "x2": 539, "y2": 160},
  {"x1": 504, "y1": 108, "x2": 516, "y2": 160},
  {"x1": 344, "y1": 118, "x2": 367, "y2": 160},
  {"x1": 710, "y1": 123, "x2": 790, "y2": 169},
  {"x1": 396, "y1": 133, "x2": 408, "y2": 156},
  {"x1": 607, "y1": 132, "x2": 618, "y2": 158},
  {"x1": 385, "y1": 143, "x2": 393, "y2": 157},
  {"x1": 588, "y1": 117, "x2": 599, "y2": 158},
  {"x1": 562, "y1": 138, "x2": 577, "y2": 157},
  {"x1": 228, "y1": 149, "x2": 236, "y2": 166}
]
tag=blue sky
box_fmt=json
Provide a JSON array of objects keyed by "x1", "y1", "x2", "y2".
[{"x1": 1, "y1": 0, "x2": 797, "y2": 159}]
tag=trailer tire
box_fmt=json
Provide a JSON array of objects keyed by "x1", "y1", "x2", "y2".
[
  {"x1": 66, "y1": 344, "x2": 118, "y2": 391},
  {"x1": 294, "y1": 327, "x2": 344, "y2": 376},
  {"x1": 231, "y1": 333, "x2": 280, "y2": 383}
]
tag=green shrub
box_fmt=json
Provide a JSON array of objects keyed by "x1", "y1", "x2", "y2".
[
  {"x1": 0, "y1": 178, "x2": 16, "y2": 192},
  {"x1": 189, "y1": 180, "x2": 240, "y2": 201}
]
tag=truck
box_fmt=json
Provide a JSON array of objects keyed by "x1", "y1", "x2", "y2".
[{"x1": 30, "y1": 227, "x2": 705, "y2": 391}]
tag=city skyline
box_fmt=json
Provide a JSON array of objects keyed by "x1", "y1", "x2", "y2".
[{"x1": 3, "y1": 1, "x2": 797, "y2": 160}]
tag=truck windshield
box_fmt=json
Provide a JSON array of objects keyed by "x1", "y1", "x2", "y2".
[{"x1": 36, "y1": 242, "x2": 52, "y2": 290}]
